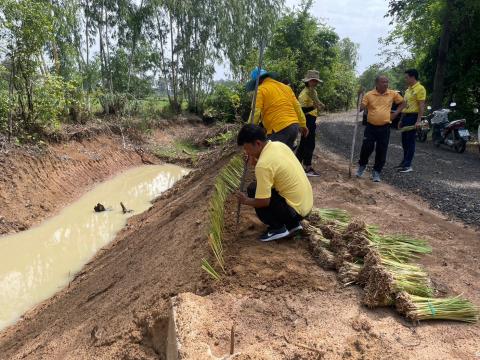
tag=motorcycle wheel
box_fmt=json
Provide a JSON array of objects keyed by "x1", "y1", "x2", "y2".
[
  {"x1": 417, "y1": 131, "x2": 427, "y2": 142},
  {"x1": 454, "y1": 141, "x2": 466, "y2": 153}
]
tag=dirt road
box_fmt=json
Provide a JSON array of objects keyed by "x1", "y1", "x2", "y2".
[{"x1": 317, "y1": 111, "x2": 480, "y2": 226}]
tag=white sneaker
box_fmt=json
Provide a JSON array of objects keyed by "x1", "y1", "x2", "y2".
[{"x1": 399, "y1": 167, "x2": 413, "y2": 173}]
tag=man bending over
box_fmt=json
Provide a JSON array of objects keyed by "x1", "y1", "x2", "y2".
[{"x1": 236, "y1": 124, "x2": 313, "y2": 242}]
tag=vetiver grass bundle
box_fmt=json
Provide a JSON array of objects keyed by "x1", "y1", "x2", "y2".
[
  {"x1": 396, "y1": 292, "x2": 480, "y2": 323},
  {"x1": 202, "y1": 155, "x2": 244, "y2": 279},
  {"x1": 306, "y1": 209, "x2": 478, "y2": 323},
  {"x1": 369, "y1": 233, "x2": 432, "y2": 263},
  {"x1": 309, "y1": 208, "x2": 351, "y2": 229}
]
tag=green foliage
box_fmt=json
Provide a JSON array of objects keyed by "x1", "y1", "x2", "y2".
[
  {"x1": 206, "y1": 130, "x2": 235, "y2": 146},
  {"x1": 385, "y1": 0, "x2": 480, "y2": 129},
  {"x1": 0, "y1": 90, "x2": 9, "y2": 133},
  {"x1": 243, "y1": 5, "x2": 359, "y2": 111},
  {"x1": 203, "y1": 84, "x2": 243, "y2": 123},
  {"x1": 205, "y1": 155, "x2": 244, "y2": 276}
]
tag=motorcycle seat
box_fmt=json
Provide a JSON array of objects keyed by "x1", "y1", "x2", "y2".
[{"x1": 447, "y1": 119, "x2": 466, "y2": 128}]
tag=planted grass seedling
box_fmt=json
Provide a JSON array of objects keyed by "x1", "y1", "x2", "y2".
[{"x1": 203, "y1": 155, "x2": 244, "y2": 279}]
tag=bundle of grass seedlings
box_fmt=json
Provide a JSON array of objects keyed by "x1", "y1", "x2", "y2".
[
  {"x1": 201, "y1": 155, "x2": 244, "y2": 280},
  {"x1": 396, "y1": 292, "x2": 479, "y2": 323},
  {"x1": 305, "y1": 208, "x2": 479, "y2": 323}
]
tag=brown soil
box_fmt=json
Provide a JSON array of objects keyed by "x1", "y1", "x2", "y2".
[
  {"x1": 173, "y1": 151, "x2": 480, "y2": 359},
  {"x1": 0, "y1": 131, "x2": 479, "y2": 359}
]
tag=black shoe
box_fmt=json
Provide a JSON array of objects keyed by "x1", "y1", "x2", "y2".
[
  {"x1": 394, "y1": 163, "x2": 404, "y2": 170},
  {"x1": 305, "y1": 167, "x2": 320, "y2": 177},
  {"x1": 287, "y1": 223, "x2": 303, "y2": 235},
  {"x1": 260, "y1": 226, "x2": 289, "y2": 242},
  {"x1": 399, "y1": 167, "x2": 413, "y2": 173}
]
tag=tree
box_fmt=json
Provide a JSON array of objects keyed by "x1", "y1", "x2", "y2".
[{"x1": 386, "y1": 0, "x2": 480, "y2": 126}]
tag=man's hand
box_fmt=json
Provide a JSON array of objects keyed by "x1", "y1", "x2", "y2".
[
  {"x1": 235, "y1": 191, "x2": 249, "y2": 205},
  {"x1": 300, "y1": 126, "x2": 309, "y2": 138},
  {"x1": 243, "y1": 154, "x2": 257, "y2": 167},
  {"x1": 390, "y1": 111, "x2": 400, "y2": 121}
]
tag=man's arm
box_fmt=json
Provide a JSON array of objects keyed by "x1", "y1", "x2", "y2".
[
  {"x1": 416, "y1": 100, "x2": 425, "y2": 125},
  {"x1": 236, "y1": 165, "x2": 273, "y2": 208},
  {"x1": 308, "y1": 88, "x2": 325, "y2": 111},
  {"x1": 360, "y1": 93, "x2": 368, "y2": 112},
  {"x1": 236, "y1": 192, "x2": 270, "y2": 208},
  {"x1": 415, "y1": 87, "x2": 427, "y2": 125},
  {"x1": 391, "y1": 101, "x2": 407, "y2": 120},
  {"x1": 292, "y1": 95, "x2": 309, "y2": 137}
]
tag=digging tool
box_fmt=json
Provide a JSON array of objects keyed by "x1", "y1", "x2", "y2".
[
  {"x1": 236, "y1": 40, "x2": 266, "y2": 227},
  {"x1": 349, "y1": 90, "x2": 365, "y2": 178}
]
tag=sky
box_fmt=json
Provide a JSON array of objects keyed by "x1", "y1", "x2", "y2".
[
  {"x1": 215, "y1": 0, "x2": 392, "y2": 79},
  {"x1": 301, "y1": 0, "x2": 392, "y2": 73}
]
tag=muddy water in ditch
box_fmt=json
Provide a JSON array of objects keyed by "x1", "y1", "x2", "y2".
[{"x1": 0, "y1": 164, "x2": 188, "y2": 331}]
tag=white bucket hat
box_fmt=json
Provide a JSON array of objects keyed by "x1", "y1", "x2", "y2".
[{"x1": 302, "y1": 70, "x2": 323, "y2": 83}]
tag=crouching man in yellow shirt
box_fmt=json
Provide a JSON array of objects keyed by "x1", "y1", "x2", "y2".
[{"x1": 235, "y1": 124, "x2": 313, "y2": 242}]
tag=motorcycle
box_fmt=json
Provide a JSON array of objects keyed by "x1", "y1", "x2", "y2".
[
  {"x1": 431, "y1": 102, "x2": 470, "y2": 153},
  {"x1": 416, "y1": 105, "x2": 433, "y2": 142}
]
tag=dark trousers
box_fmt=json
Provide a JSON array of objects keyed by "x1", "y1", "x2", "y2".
[
  {"x1": 296, "y1": 114, "x2": 316, "y2": 167},
  {"x1": 358, "y1": 123, "x2": 390, "y2": 173},
  {"x1": 247, "y1": 182, "x2": 302, "y2": 229},
  {"x1": 401, "y1": 114, "x2": 417, "y2": 168},
  {"x1": 268, "y1": 123, "x2": 299, "y2": 150}
]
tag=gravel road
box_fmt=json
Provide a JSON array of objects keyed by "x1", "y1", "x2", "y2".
[{"x1": 317, "y1": 111, "x2": 480, "y2": 226}]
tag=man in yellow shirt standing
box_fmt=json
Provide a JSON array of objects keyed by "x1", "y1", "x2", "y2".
[
  {"x1": 357, "y1": 75, "x2": 406, "y2": 182},
  {"x1": 246, "y1": 68, "x2": 309, "y2": 149},
  {"x1": 236, "y1": 124, "x2": 313, "y2": 242},
  {"x1": 397, "y1": 69, "x2": 426, "y2": 173}
]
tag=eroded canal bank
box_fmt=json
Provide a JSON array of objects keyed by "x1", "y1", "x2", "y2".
[{"x1": 0, "y1": 164, "x2": 188, "y2": 330}]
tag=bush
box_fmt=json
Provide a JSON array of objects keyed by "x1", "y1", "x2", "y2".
[
  {"x1": 0, "y1": 90, "x2": 9, "y2": 133},
  {"x1": 203, "y1": 84, "x2": 245, "y2": 123}
]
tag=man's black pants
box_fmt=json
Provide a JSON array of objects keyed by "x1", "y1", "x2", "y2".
[
  {"x1": 358, "y1": 123, "x2": 390, "y2": 173},
  {"x1": 267, "y1": 123, "x2": 299, "y2": 150},
  {"x1": 247, "y1": 182, "x2": 302, "y2": 230},
  {"x1": 296, "y1": 114, "x2": 317, "y2": 167}
]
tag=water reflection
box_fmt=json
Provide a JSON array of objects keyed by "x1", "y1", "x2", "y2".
[{"x1": 0, "y1": 164, "x2": 188, "y2": 331}]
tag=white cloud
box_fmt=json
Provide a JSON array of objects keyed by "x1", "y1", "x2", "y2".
[
  {"x1": 215, "y1": 0, "x2": 391, "y2": 79},
  {"x1": 286, "y1": 0, "x2": 392, "y2": 73}
]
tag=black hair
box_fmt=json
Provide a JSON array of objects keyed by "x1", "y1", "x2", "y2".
[
  {"x1": 405, "y1": 69, "x2": 419, "y2": 80},
  {"x1": 281, "y1": 79, "x2": 291, "y2": 85},
  {"x1": 237, "y1": 124, "x2": 267, "y2": 145}
]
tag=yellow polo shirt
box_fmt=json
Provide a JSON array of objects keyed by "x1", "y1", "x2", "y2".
[
  {"x1": 298, "y1": 87, "x2": 321, "y2": 116},
  {"x1": 403, "y1": 82, "x2": 426, "y2": 114},
  {"x1": 255, "y1": 141, "x2": 313, "y2": 217},
  {"x1": 362, "y1": 89, "x2": 403, "y2": 126},
  {"x1": 254, "y1": 78, "x2": 306, "y2": 134}
]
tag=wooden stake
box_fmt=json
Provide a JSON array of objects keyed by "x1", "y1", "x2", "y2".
[
  {"x1": 349, "y1": 91, "x2": 364, "y2": 178},
  {"x1": 230, "y1": 323, "x2": 235, "y2": 355}
]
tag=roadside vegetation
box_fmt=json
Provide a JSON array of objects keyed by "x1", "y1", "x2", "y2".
[
  {"x1": 0, "y1": 0, "x2": 359, "y2": 143},
  {"x1": 360, "y1": 0, "x2": 480, "y2": 129}
]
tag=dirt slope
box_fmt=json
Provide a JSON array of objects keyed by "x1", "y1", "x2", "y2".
[{"x1": 0, "y1": 149, "x2": 233, "y2": 359}]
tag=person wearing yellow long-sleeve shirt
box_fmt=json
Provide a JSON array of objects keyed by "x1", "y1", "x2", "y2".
[
  {"x1": 296, "y1": 70, "x2": 325, "y2": 177},
  {"x1": 246, "y1": 68, "x2": 308, "y2": 149}
]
